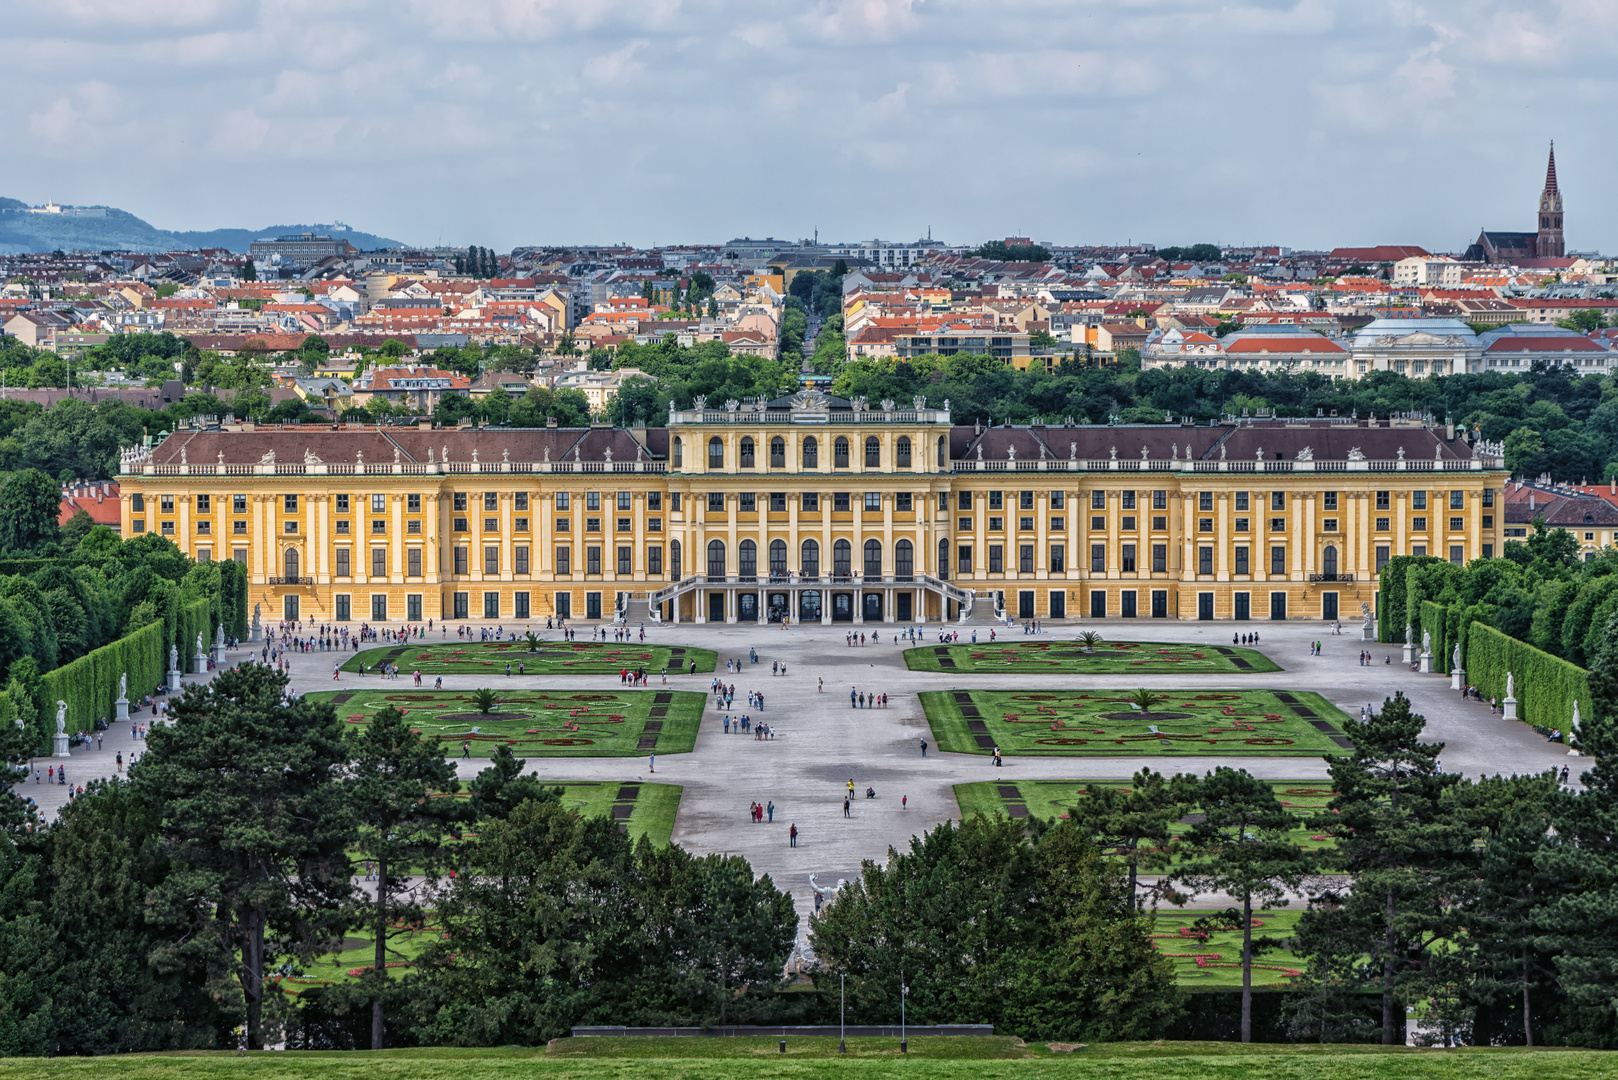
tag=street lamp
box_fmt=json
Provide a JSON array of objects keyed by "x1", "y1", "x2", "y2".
[
  {"x1": 840, "y1": 973, "x2": 846, "y2": 1053},
  {"x1": 900, "y1": 968, "x2": 909, "y2": 1053}
]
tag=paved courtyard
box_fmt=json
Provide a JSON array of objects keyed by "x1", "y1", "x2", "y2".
[{"x1": 25, "y1": 618, "x2": 1578, "y2": 933}]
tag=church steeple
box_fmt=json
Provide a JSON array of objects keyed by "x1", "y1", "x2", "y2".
[{"x1": 1537, "y1": 141, "x2": 1564, "y2": 258}]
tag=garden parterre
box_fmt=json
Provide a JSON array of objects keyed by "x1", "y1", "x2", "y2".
[
  {"x1": 304, "y1": 688, "x2": 706, "y2": 756},
  {"x1": 903, "y1": 640, "x2": 1281, "y2": 675},
  {"x1": 922, "y1": 689, "x2": 1352, "y2": 756},
  {"x1": 341, "y1": 640, "x2": 718, "y2": 675}
]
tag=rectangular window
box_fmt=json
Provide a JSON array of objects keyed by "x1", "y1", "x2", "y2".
[
  {"x1": 453, "y1": 546, "x2": 468, "y2": 575},
  {"x1": 1121, "y1": 490, "x2": 1136, "y2": 510},
  {"x1": 1091, "y1": 543, "x2": 1105, "y2": 572},
  {"x1": 1323, "y1": 518, "x2": 1338, "y2": 532},
  {"x1": 1092, "y1": 515, "x2": 1105, "y2": 531},
  {"x1": 864, "y1": 492, "x2": 881, "y2": 511},
  {"x1": 1153, "y1": 490, "x2": 1167, "y2": 510},
  {"x1": 555, "y1": 517, "x2": 570, "y2": 532},
  {"x1": 284, "y1": 494, "x2": 297, "y2": 513},
  {"x1": 552, "y1": 592, "x2": 569, "y2": 618},
  {"x1": 1019, "y1": 544, "x2": 1033, "y2": 573},
  {"x1": 371, "y1": 594, "x2": 387, "y2": 621},
  {"x1": 454, "y1": 592, "x2": 469, "y2": 619},
  {"x1": 1376, "y1": 517, "x2": 1390, "y2": 532},
  {"x1": 1091, "y1": 491, "x2": 1106, "y2": 510},
  {"x1": 196, "y1": 521, "x2": 211, "y2": 535},
  {"x1": 483, "y1": 545, "x2": 498, "y2": 574},
  {"x1": 586, "y1": 592, "x2": 602, "y2": 620},
  {"x1": 407, "y1": 594, "x2": 422, "y2": 622},
  {"x1": 484, "y1": 517, "x2": 499, "y2": 532},
  {"x1": 1483, "y1": 489, "x2": 1495, "y2": 507},
  {"x1": 617, "y1": 546, "x2": 632, "y2": 574},
  {"x1": 1450, "y1": 490, "x2": 1465, "y2": 510},
  {"x1": 555, "y1": 547, "x2": 571, "y2": 574},
  {"x1": 233, "y1": 494, "x2": 246, "y2": 513},
  {"x1": 802, "y1": 493, "x2": 819, "y2": 512},
  {"x1": 453, "y1": 492, "x2": 467, "y2": 511},
  {"x1": 511, "y1": 518, "x2": 525, "y2": 533},
  {"x1": 740, "y1": 492, "x2": 756, "y2": 512},
  {"x1": 452, "y1": 517, "x2": 467, "y2": 532},
  {"x1": 648, "y1": 545, "x2": 663, "y2": 575},
  {"x1": 336, "y1": 549, "x2": 351, "y2": 577},
  {"x1": 989, "y1": 544, "x2": 1004, "y2": 573},
  {"x1": 1121, "y1": 516, "x2": 1136, "y2": 531},
  {"x1": 1376, "y1": 544, "x2": 1390, "y2": 571},
  {"x1": 586, "y1": 517, "x2": 601, "y2": 532},
  {"x1": 373, "y1": 493, "x2": 387, "y2": 513},
  {"x1": 282, "y1": 521, "x2": 296, "y2": 534},
  {"x1": 938, "y1": 492, "x2": 949, "y2": 511},
  {"x1": 556, "y1": 492, "x2": 570, "y2": 510},
  {"x1": 233, "y1": 548, "x2": 247, "y2": 565},
  {"x1": 408, "y1": 520, "x2": 422, "y2": 534},
  {"x1": 408, "y1": 548, "x2": 422, "y2": 577},
  {"x1": 371, "y1": 548, "x2": 386, "y2": 577},
  {"x1": 587, "y1": 492, "x2": 601, "y2": 511},
  {"x1": 196, "y1": 493, "x2": 211, "y2": 513},
  {"x1": 1051, "y1": 515, "x2": 1065, "y2": 531},
  {"x1": 1019, "y1": 490, "x2": 1034, "y2": 510},
  {"x1": 1376, "y1": 490, "x2": 1390, "y2": 510},
  {"x1": 959, "y1": 491, "x2": 973, "y2": 510},
  {"x1": 1235, "y1": 517, "x2": 1249, "y2": 532},
  {"x1": 335, "y1": 594, "x2": 350, "y2": 621},
  {"x1": 616, "y1": 517, "x2": 632, "y2": 532},
  {"x1": 408, "y1": 494, "x2": 422, "y2": 513},
  {"x1": 1199, "y1": 491, "x2": 1213, "y2": 511},
  {"x1": 1153, "y1": 515, "x2": 1166, "y2": 531},
  {"x1": 484, "y1": 591, "x2": 500, "y2": 618},
  {"x1": 989, "y1": 491, "x2": 1003, "y2": 510},
  {"x1": 233, "y1": 520, "x2": 247, "y2": 534},
  {"x1": 706, "y1": 493, "x2": 724, "y2": 515},
  {"x1": 372, "y1": 519, "x2": 387, "y2": 534},
  {"x1": 771, "y1": 492, "x2": 787, "y2": 512},
  {"x1": 1323, "y1": 491, "x2": 1338, "y2": 511},
  {"x1": 1271, "y1": 491, "x2": 1285, "y2": 511},
  {"x1": 1051, "y1": 491, "x2": 1066, "y2": 509},
  {"x1": 1050, "y1": 544, "x2": 1065, "y2": 572},
  {"x1": 1236, "y1": 546, "x2": 1250, "y2": 575},
  {"x1": 959, "y1": 516, "x2": 973, "y2": 531},
  {"x1": 1483, "y1": 515, "x2": 1494, "y2": 529},
  {"x1": 670, "y1": 493, "x2": 681, "y2": 511},
  {"x1": 196, "y1": 548, "x2": 211, "y2": 562},
  {"x1": 1450, "y1": 544, "x2": 1465, "y2": 564},
  {"x1": 1090, "y1": 590, "x2": 1106, "y2": 618},
  {"x1": 1235, "y1": 491, "x2": 1250, "y2": 512},
  {"x1": 336, "y1": 494, "x2": 349, "y2": 512},
  {"x1": 1270, "y1": 517, "x2": 1286, "y2": 533},
  {"x1": 1019, "y1": 516, "x2": 1034, "y2": 531},
  {"x1": 989, "y1": 516, "x2": 1003, "y2": 532},
  {"x1": 1199, "y1": 517, "x2": 1214, "y2": 533},
  {"x1": 1152, "y1": 544, "x2": 1167, "y2": 573},
  {"x1": 897, "y1": 492, "x2": 913, "y2": 512},
  {"x1": 1121, "y1": 543, "x2": 1137, "y2": 573},
  {"x1": 1413, "y1": 517, "x2": 1428, "y2": 532},
  {"x1": 1152, "y1": 589, "x2": 1168, "y2": 618},
  {"x1": 515, "y1": 545, "x2": 529, "y2": 574},
  {"x1": 1484, "y1": 543, "x2": 1494, "y2": 558},
  {"x1": 647, "y1": 492, "x2": 661, "y2": 510},
  {"x1": 1121, "y1": 590, "x2": 1137, "y2": 618},
  {"x1": 1271, "y1": 545, "x2": 1286, "y2": 575},
  {"x1": 958, "y1": 545, "x2": 972, "y2": 574},
  {"x1": 1414, "y1": 491, "x2": 1428, "y2": 510},
  {"x1": 617, "y1": 491, "x2": 631, "y2": 510},
  {"x1": 586, "y1": 546, "x2": 601, "y2": 575},
  {"x1": 1450, "y1": 516, "x2": 1465, "y2": 531},
  {"x1": 514, "y1": 592, "x2": 530, "y2": 618},
  {"x1": 1199, "y1": 546, "x2": 1213, "y2": 575}
]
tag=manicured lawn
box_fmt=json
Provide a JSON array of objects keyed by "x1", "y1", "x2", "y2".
[
  {"x1": 904, "y1": 639, "x2": 1280, "y2": 675},
  {"x1": 305, "y1": 688, "x2": 705, "y2": 757},
  {"x1": 551, "y1": 780, "x2": 682, "y2": 847},
  {"x1": 2, "y1": 1043, "x2": 1607, "y2": 1079},
  {"x1": 921, "y1": 689, "x2": 1351, "y2": 757},
  {"x1": 341, "y1": 640, "x2": 717, "y2": 675},
  {"x1": 1148, "y1": 909, "x2": 1305, "y2": 988}
]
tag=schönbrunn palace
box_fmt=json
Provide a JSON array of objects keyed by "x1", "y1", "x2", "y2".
[{"x1": 119, "y1": 391, "x2": 1507, "y2": 627}]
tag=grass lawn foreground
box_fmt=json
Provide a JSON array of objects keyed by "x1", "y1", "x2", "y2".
[
  {"x1": 306, "y1": 687, "x2": 705, "y2": 757},
  {"x1": 0, "y1": 1042, "x2": 1608, "y2": 1079},
  {"x1": 922, "y1": 689, "x2": 1352, "y2": 756},
  {"x1": 342, "y1": 640, "x2": 718, "y2": 676},
  {"x1": 905, "y1": 639, "x2": 1281, "y2": 675}
]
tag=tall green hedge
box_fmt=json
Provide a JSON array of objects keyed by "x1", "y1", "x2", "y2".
[
  {"x1": 1419, "y1": 600, "x2": 1450, "y2": 671},
  {"x1": 34, "y1": 619, "x2": 165, "y2": 753},
  {"x1": 1379, "y1": 555, "x2": 1440, "y2": 643},
  {"x1": 1466, "y1": 621, "x2": 1595, "y2": 738},
  {"x1": 178, "y1": 598, "x2": 212, "y2": 674}
]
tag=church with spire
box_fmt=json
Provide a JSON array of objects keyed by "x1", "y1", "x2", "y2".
[{"x1": 1464, "y1": 144, "x2": 1566, "y2": 263}]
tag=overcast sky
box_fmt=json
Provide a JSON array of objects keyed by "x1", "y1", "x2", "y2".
[{"x1": 5, "y1": 0, "x2": 1613, "y2": 254}]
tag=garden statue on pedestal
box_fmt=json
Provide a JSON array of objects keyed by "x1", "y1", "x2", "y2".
[
  {"x1": 1418, "y1": 629, "x2": 1433, "y2": 674},
  {"x1": 168, "y1": 644, "x2": 182, "y2": 691},
  {"x1": 1361, "y1": 601, "x2": 1375, "y2": 641},
  {"x1": 194, "y1": 633, "x2": 208, "y2": 674},
  {"x1": 115, "y1": 671, "x2": 130, "y2": 722},
  {"x1": 1402, "y1": 623, "x2": 1415, "y2": 664},
  {"x1": 53, "y1": 700, "x2": 70, "y2": 758},
  {"x1": 250, "y1": 603, "x2": 263, "y2": 642},
  {"x1": 1503, "y1": 670, "x2": 1518, "y2": 721},
  {"x1": 1450, "y1": 642, "x2": 1465, "y2": 691},
  {"x1": 1570, "y1": 700, "x2": 1583, "y2": 757}
]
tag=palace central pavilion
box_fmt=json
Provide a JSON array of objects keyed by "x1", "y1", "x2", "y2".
[{"x1": 119, "y1": 391, "x2": 1506, "y2": 626}]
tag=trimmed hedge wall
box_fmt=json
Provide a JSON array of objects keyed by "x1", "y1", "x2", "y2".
[
  {"x1": 1419, "y1": 600, "x2": 1451, "y2": 671},
  {"x1": 1379, "y1": 555, "x2": 1441, "y2": 643},
  {"x1": 1466, "y1": 621, "x2": 1595, "y2": 737},
  {"x1": 178, "y1": 598, "x2": 212, "y2": 674},
  {"x1": 34, "y1": 619, "x2": 165, "y2": 753}
]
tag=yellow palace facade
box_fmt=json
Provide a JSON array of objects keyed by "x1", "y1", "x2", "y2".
[{"x1": 119, "y1": 391, "x2": 1507, "y2": 627}]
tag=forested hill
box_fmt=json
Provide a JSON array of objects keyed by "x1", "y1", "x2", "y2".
[{"x1": 0, "y1": 200, "x2": 404, "y2": 254}]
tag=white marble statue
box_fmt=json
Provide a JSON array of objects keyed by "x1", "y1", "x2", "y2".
[
  {"x1": 1506, "y1": 671, "x2": 1515, "y2": 699},
  {"x1": 196, "y1": 633, "x2": 204, "y2": 655},
  {"x1": 170, "y1": 645, "x2": 179, "y2": 671},
  {"x1": 1452, "y1": 643, "x2": 1462, "y2": 671},
  {"x1": 1421, "y1": 629, "x2": 1431, "y2": 653},
  {"x1": 56, "y1": 700, "x2": 67, "y2": 734},
  {"x1": 1572, "y1": 699, "x2": 1582, "y2": 739},
  {"x1": 1405, "y1": 623, "x2": 1413, "y2": 646},
  {"x1": 119, "y1": 673, "x2": 127, "y2": 700}
]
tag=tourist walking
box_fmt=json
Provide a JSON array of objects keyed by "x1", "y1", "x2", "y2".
[{"x1": 789, "y1": 823, "x2": 798, "y2": 847}]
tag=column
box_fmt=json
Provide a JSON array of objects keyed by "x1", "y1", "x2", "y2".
[
  {"x1": 392, "y1": 493, "x2": 405, "y2": 584},
  {"x1": 821, "y1": 497, "x2": 832, "y2": 625},
  {"x1": 500, "y1": 491, "x2": 513, "y2": 582},
  {"x1": 882, "y1": 492, "x2": 895, "y2": 622},
  {"x1": 426, "y1": 493, "x2": 442, "y2": 583},
  {"x1": 1470, "y1": 487, "x2": 1484, "y2": 561},
  {"x1": 1303, "y1": 492, "x2": 1317, "y2": 577},
  {"x1": 726, "y1": 493, "x2": 738, "y2": 623},
  {"x1": 178, "y1": 495, "x2": 192, "y2": 558},
  {"x1": 1215, "y1": 492, "x2": 1230, "y2": 580}
]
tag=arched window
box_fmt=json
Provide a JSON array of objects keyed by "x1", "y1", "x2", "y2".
[
  {"x1": 803, "y1": 436, "x2": 819, "y2": 468},
  {"x1": 739, "y1": 539, "x2": 757, "y2": 580},
  {"x1": 864, "y1": 538, "x2": 882, "y2": 578},
  {"x1": 670, "y1": 539, "x2": 682, "y2": 579},
  {"x1": 769, "y1": 539, "x2": 787, "y2": 575},
  {"x1": 707, "y1": 539, "x2": 726, "y2": 579},
  {"x1": 801, "y1": 539, "x2": 820, "y2": 578},
  {"x1": 896, "y1": 436, "x2": 911, "y2": 467},
  {"x1": 937, "y1": 435, "x2": 947, "y2": 467},
  {"x1": 833, "y1": 538, "x2": 851, "y2": 577},
  {"x1": 938, "y1": 538, "x2": 950, "y2": 580},
  {"x1": 834, "y1": 437, "x2": 850, "y2": 468},
  {"x1": 770, "y1": 436, "x2": 786, "y2": 468},
  {"x1": 284, "y1": 548, "x2": 299, "y2": 580},
  {"x1": 896, "y1": 538, "x2": 913, "y2": 580},
  {"x1": 739, "y1": 436, "x2": 755, "y2": 468},
  {"x1": 1323, "y1": 544, "x2": 1338, "y2": 577},
  {"x1": 672, "y1": 437, "x2": 682, "y2": 467},
  {"x1": 865, "y1": 436, "x2": 881, "y2": 467},
  {"x1": 707, "y1": 437, "x2": 724, "y2": 469}
]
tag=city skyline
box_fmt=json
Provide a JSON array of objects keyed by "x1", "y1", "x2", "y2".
[{"x1": 4, "y1": 1, "x2": 1614, "y2": 252}]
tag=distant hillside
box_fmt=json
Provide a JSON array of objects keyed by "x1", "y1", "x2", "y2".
[{"x1": 0, "y1": 199, "x2": 406, "y2": 255}]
